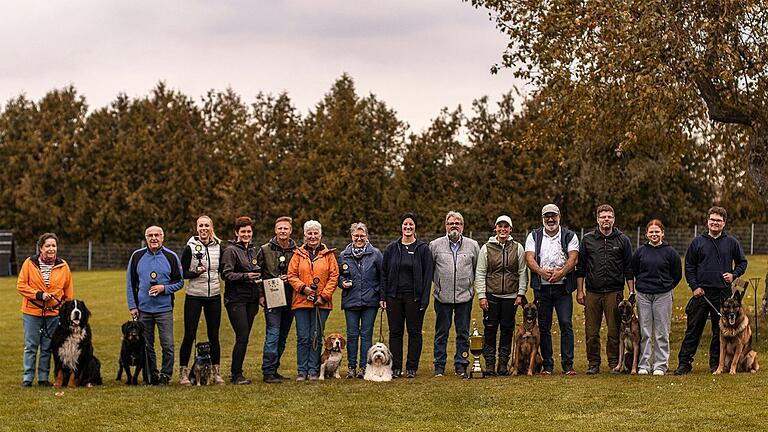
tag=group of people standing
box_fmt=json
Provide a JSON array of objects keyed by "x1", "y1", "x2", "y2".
[{"x1": 16, "y1": 204, "x2": 748, "y2": 386}]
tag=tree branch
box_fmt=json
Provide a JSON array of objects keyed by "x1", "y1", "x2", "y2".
[{"x1": 694, "y1": 75, "x2": 754, "y2": 126}]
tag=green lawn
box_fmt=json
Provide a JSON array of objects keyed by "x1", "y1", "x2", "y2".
[{"x1": 2, "y1": 258, "x2": 768, "y2": 431}]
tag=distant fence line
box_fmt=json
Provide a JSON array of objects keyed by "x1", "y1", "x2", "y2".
[{"x1": 10, "y1": 224, "x2": 768, "y2": 271}]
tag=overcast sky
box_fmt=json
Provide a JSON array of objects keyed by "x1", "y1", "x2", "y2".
[{"x1": 0, "y1": 0, "x2": 525, "y2": 132}]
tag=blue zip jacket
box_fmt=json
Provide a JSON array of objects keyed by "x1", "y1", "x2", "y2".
[
  {"x1": 685, "y1": 232, "x2": 747, "y2": 292},
  {"x1": 631, "y1": 242, "x2": 682, "y2": 294},
  {"x1": 126, "y1": 246, "x2": 184, "y2": 313},
  {"x1": 338, "y1": 243, "x2": 384, "y2": 309}
]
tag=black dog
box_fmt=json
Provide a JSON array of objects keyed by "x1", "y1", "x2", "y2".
[
  {"x1": 117, "y1": 320, "x2": 149, "y2": 385},
  {"x1": 190, "y1": 341, "x2": 213, "y2": 385},
  {"x1": 51, "y1": 299, "x2": 103, "y2": 388}
]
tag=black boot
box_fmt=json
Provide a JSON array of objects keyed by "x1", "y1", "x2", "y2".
[
  {"x1": 497, "y1": 357, "x2": 510, "y2": 376},
  {"x1": 484, "y1": 358, "x2": 497, "y2": 377}
]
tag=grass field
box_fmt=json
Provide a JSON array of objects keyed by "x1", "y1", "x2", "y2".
[{"x1": 3, "y1": 258, "x2": 768, "y2": 431}]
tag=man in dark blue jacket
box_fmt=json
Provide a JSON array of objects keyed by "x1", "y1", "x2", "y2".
[{"x1": 674, "y1": 207, "x2": 748, "y2": 375}]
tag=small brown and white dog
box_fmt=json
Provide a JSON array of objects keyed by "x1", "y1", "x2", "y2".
[
  {"x1": 364, "y1": 342, "x2": 393, "y2": 382},
  {"x1": 319, "y1": 332, "x2": 346, "y2": 380}
]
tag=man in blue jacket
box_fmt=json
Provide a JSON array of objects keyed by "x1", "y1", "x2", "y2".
[
  {"x1": 674, "y1": 207, "x2": 748, "y2": 375},
  {"x1": 126, "y1": 226, "x2": 184, "y2": 385}
]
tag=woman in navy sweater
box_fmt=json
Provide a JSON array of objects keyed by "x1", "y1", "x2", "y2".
[{"x1": 630, "y1": 219, "x2": 682, "y2": 375}]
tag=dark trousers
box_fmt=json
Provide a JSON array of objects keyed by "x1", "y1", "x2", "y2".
[
  {"x1": 179, "y1": 295, "x2": 222, "y2": 366},
  {"x1": 677, "y1": 289, "x2": 726, "y2": 370},
  {"x1": 386, "y1": 293, "x2": 425, "y2": 371},
  {"x1": 584, "y1": 290, "x2": 622, "y2": 369},
  {"x1": 433, "y1": 300, "x2": 472, "y2": 372},
  {"x1": 482, "y1": 294, "x2": 518, "y2": 367},
  {"x1": 225, "y1": 301, "x2": 258, "y2": 377},
  {"x1": 536, "y1": 285, "x2": 575, "y2": 371},
  {"x1": 261, "y1": 305, "x2": 294, "y2": 376}
]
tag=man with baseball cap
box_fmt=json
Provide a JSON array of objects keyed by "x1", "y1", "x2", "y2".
[
  {"x1": 524, "y1": 204, "x2": 579, "y2": 375},
  {"x1": 474, "y1": 215, "x2": 527, "y2": 375}
]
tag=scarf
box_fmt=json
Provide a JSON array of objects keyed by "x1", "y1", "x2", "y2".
[
  {"x1": 39, "y1": 253, "x2": 56, "y2": 265},
  {"x1": 351, "y1": 242, "x2": 368, "y2": 260}
]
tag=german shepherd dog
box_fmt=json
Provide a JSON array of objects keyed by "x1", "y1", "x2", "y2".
[
  {"x1": 713, "y1": 290, "x2": 760, "y2": 374},
  {"x1": 117, "y1": 320, "x2": 148, "y2": 385},
  {"x1": 190, "y1": 341, "x2": 213, "y2": 385},
  {"x1": 614, "y1": 293, "x2": 640, "y2": 375},
  {"x1": 512, "y1": 297, "x2": 543, "y2": 376}
]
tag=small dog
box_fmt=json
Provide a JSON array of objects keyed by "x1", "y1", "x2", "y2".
[
  {"x1": 190, "y1": 341, "x2": 213, "y2": 385},
  {"x1": 364, "y1": 342, "x2": 393, "y2": 382},
  {"x1": 713, "y1": 290, "x2": 760, "y2": 374},
  {"x1": 512, "y1": 297, "x2": 543, "y2": 376},
  {"x1": 51, "y1": 299, "x2": 103, "y2": 388},
  {"x1": 319, "y1": 332, "x2": 346, "y2": 380},
  {"x1": 614, "y1": 293, "x2": 640, "y2": 375},
  {"x1": 117, "y1": 320, "x2": 148, "y2": 385}
]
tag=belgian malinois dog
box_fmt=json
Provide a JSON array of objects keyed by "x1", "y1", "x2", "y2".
[
  {"x1": 512, "y1": 297, "x2": 543, "y2": 376},
  {"x1": 713, "y1": 290, "x2": 759, "y2": 375},
  {"x1": 614, "y1": 293, "x2": 640, "y2": 375}
]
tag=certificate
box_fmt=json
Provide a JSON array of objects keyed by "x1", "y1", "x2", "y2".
[{"x1": 263, "y1": 277, "x2": 287, "y2": 308}]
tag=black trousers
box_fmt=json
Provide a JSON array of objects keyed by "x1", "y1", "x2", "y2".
[
  {"x1": 386, "y1": 293, "x2": 425, "y2": 371},
  {"x1": 225, "y1": 301, "x2": 258, "y2": 376},
  {"x1": 482, "y1": 294, "x2": 518, "y2": 366},
  {"x1": 677, "y1": 288, "x2": 727, "y2": 370},
  {"x1": 180, "y1": 295, "x2": 222, "y2": 366}
]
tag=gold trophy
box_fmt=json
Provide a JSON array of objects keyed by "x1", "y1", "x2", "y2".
[{"x1": 469, "y1": 319, "x2": 484, "y2": 378}]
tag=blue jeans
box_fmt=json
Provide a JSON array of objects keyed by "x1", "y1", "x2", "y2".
[
  {"x1": 344, "y1": 307, "x2": 378, "y2": 369},
  {"x1": 261, "y1": 305, "x2": 294, "y2": 376},
  {"x1": 294, "y1": 308, "x2": 330, "y2": 377},
  {"x1": 139, "y1": 311, "x2": 175, "y2": 378},
  {"x1": 433, "y1": 300, "x2": 472, "y2": 372},
  {"x1": 22, "y1": 313, "x2": 59, "y2": 383},
  {"x1": 536, "y1": 285, "x2": 574, "y2": 371}
]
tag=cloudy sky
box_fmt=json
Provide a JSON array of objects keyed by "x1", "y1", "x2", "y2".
[{"x1": 0, "y1": 0, "x2": 524, "y2": 131}]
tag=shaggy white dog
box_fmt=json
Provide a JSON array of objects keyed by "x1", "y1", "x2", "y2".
[{"x1": 364, "y1": 342, "x2": 393, "y2": 382}]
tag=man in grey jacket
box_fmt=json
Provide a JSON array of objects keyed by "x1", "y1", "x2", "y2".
[{"x1": 430, "y1": 211, "x2": 480, "y2": 377}]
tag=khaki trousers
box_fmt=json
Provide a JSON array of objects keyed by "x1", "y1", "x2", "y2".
[{"x1": 584, "y1": 291, "x2": 622, "y2": 369}]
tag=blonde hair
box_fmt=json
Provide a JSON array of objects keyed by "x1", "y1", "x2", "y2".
[{"x1": 197, "y1": 215, "x2": 222, "y2": 243}]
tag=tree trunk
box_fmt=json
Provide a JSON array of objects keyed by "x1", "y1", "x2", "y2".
[{"x1": 748, "y1": 118, "x2": 768, "y2": 203}]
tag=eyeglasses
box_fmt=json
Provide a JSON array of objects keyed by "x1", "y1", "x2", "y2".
[
  {"x1": 446, "y1": 222, "x2": 464, "y2": 226},
  {"x1": 352, "y1": 235, "x2": 367, "y2": 239},
  {"x1": 708, "y1": 218, "x2": 724, "y2": 224}
]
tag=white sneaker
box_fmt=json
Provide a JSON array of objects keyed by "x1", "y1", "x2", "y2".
[
  {"x1": 637, "y1": 369, "x2": 649, "y2": 375},
  {"x1": 652, "y1": 370, "x2": 665, "y2": 376}
]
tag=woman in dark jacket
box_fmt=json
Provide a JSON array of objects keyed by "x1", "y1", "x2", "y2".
[
  {"x1": 178, "y1": 215, "x2": 224, "y2": 385},
  {"x1": 338, "y1": 222, "x2": 384, "y2": 378},
  {"x1": 630, "y1": 219, "x2": 682, "y2": 376},
  {"x1": 221, "y1": 216, "x2": 262, "y2": 384},
  {"x1": 382, "y1": 212, "x2": 434, "y2": 379}
]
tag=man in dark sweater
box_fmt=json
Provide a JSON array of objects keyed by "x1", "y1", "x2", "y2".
[
  {"x1": 576, "y1": 204, "x2": 634, "y2": 375},
  {"x1": 674, "y1": 206, "x2": 748, "y2": 375}
]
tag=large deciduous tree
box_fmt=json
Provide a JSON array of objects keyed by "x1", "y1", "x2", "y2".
[{"x1": 468, "y1": 0, "x2": 768, "y2": 202}]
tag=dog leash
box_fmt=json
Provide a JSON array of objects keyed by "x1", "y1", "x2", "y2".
[
  {"x1": 30, "y1": 293, "x2": 62, "y2": 351},
  {"x1": 701, "y1": 295, "x2": 722, "y2": 317},
  {"x1": 377, "y1": 307, "x2": 387, "y2": 344},
  {"x1": 312, "y1": 306, "x2": 325, "y2": 352}
]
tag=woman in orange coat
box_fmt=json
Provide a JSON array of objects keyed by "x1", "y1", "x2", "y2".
[
  {"x1": 287, "y1": 220, "x2": 339, "y2": 381},
  {"x1": 16, "y1": 233, "x2": 74, "y2": 387}
]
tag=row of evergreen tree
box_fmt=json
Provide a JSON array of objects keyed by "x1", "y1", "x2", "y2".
[{"x1": 1, "y1": 74, "x2": 765, "y2": 244}]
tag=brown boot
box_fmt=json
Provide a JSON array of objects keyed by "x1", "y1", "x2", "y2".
[
  {"x1": 179, "y1": 366, "x2": 191, "y2": 385},
  {"x1": 212, "y1": 365, "x2": 225, "y2": 385}
]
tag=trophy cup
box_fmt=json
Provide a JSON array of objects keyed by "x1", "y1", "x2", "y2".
[
  {"x1": 468, "y1": 319, "x2": 484, "y2": 379},
  {"x1": 149, "y1": 271, "x2": 158, "y2": 286},
  {"x1": 194, "y1": 245, "x2": 205, "y2": 273},
  {"x1": 277, "y1": 255, "x2": 288, "y2": 276},
  {"x1": 340, "y1": 263, "x2": 351, "y2": 288},
  {"x1": 307, "y1": 277, "x2": 320, "y2": 302}
]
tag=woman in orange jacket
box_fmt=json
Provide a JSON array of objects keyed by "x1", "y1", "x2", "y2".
[
  {"x1": 16, "y1": 233, "x2": 74, "y2": 387},
  {"x1": 287, "y1": 220, "x2": 339, "y2": 381}
]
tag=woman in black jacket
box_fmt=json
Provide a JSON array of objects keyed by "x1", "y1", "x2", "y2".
[
  {"x1": 221, "y1": 216, "x2": 262, "y2": 384},
  {"x1": 382, "y1": 213, "x2": 434, "y2": 379}
]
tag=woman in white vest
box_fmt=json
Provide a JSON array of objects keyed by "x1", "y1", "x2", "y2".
[{"x1": 178, "y1": 215, "x2": 224, "y2": 385}]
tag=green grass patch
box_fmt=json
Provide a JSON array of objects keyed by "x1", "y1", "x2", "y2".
[{"x1": 2, "y1": 257, "x2": 768, "y2": 431}]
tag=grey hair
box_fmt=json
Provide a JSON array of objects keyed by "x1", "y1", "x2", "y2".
[
  {"x1": 303, "y1": 220, "x2": 322, "y2": 234},
  {"x1": 444, "y1": 211, "x2": 464, "y2": 225},
  {"x1": 350, "y1": 222, "x2": 368, "y2": 235}
]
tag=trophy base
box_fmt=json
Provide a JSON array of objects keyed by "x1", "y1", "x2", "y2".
[{"x1": 469, "y1": 369, "x2": 485, "y2": 379}]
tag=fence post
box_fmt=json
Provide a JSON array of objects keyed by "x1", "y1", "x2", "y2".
[
  {"x1": 751, "y1": 223, "x2": 755, "y2": 255},
  {"x1": 637, "y1": 226, "x2": 641, "y2": 249},
  {"x1": 694, "y1": 224, "x2": 697, "y2": 237},
  {"x1": 88, "y1": 241, "x2": 92, "y2": 271},
  {"x1": 580, "y1": 228, "x2": 584, "y2": 239}
]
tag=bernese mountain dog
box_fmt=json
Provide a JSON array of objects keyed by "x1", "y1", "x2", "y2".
[{"x1": 51, "y1": 299, "x2": 103, "y2": 388}]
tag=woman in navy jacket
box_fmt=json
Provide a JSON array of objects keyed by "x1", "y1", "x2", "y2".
[
  {"x1": 338, "y1": 222, "x2": 384, "y2": 378},
  {"x1": 630, "y1": 219, "x2": 682, "y2": 375},
  {"x1": 382, "y1": 212, "x2": 434, "y2": 378}
]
